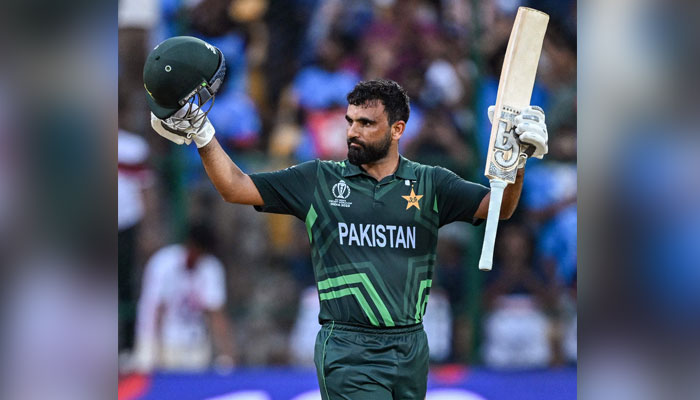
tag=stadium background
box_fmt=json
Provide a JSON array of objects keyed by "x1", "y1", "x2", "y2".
[{"x1": 118, "y1": 0, "x2": 576, "y2": 398}]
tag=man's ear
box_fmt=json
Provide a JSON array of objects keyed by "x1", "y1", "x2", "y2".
[{"x1": 391, "y1": 121, "x2": 406, "y2": 140}]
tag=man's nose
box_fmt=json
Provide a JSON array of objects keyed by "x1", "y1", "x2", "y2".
[{"x1": 347, "y1": 123, "x2": 360, "y2": 139}]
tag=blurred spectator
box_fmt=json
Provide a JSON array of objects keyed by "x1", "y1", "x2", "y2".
[
  {"x1": 434, "y1": 224, "x2": 472, "y2": 362},
  {"x1": 538, "y1": 21, "x2": 576, "y2": 133},
  {"x1": 482, "y1": 224, "x2": 556, "y2": 368},
  {"x1": 272, "y1": 31, "x2": 360, "y2": 161},
  {"x1": 522, "y1": 126, "x2": 577, "y2": 286},
  {"x1": 561, "y1": 273, "x2": 577, "y2": 363},
  {"x1": 131, "y1": 223, "x2": 236, "y2": 372},
  {"x1": 119, "y1": 0, "x2": 159, "y2": 134},
  {"x1": 435, "y1": 224, "x2": 470, "y2": 308},
  {"x1": 404, "y1": 108, "x2": 474, "y2": 177},
  {"x1": 423, "y1": 288, "x2": 453, "y2": 363},
  {"x1": 288, "y1": 286, "x2": 320, "y2": 366},
  {"x1": 118, "y1": 130, "x2": 153, "y2": 351}
]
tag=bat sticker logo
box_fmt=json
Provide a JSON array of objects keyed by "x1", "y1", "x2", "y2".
[{"x1": 493, "y1": 120, "x2": 519, "y2": 168}]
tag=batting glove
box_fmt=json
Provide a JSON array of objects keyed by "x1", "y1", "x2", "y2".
[
  {"x1": 150, "y1": 104, "x2": 216, "y2": 148},
  {"x1": 487, "y1": 105, "x2": 549, "y2": 160},
  {"x1": 514, "y1": 105, "x2": 548, "y2": 159}
]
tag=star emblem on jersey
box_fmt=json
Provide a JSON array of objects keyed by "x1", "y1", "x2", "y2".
[{"x1": 402, "y1": 187, "x2": 423, "y2": 210}]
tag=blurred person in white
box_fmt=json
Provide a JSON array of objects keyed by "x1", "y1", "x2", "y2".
[
  {"x1": 132, "y1": 222, "x2": 236, "y2": 371},
  {"x1": 118, "y1": 129, "x2": 152, "y2": 352},
  {"x1": 482, "y1": 224, "x2": 557, "y2": 368}
]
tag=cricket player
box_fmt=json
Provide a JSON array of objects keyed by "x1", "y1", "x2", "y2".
[{"x1": 143, "y1": 36, "x2": 548, "y2": 399}]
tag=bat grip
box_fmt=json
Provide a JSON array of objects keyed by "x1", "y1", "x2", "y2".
[
  {"x1": 523, "y1": 144, "x2": 535, "y2": 157},
  {"x1": 478, "y1": 179, "x2": 508, "y2": 271}
]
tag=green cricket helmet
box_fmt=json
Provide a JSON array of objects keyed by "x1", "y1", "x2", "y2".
[{"x1": 143, "y1": 36, "x2": 226, "y2": 120}]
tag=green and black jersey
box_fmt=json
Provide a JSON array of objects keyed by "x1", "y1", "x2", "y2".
[{"x1": 250, "y1": 156, "x2": 488, "y2": 328}]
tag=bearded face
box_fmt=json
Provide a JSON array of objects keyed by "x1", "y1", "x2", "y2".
[
  {"x1": 347, "y1": 127, "x2": 392, "y2": 165},
  {"x1": 345, "y1": 102, "x2": 396, "y2": 166}
]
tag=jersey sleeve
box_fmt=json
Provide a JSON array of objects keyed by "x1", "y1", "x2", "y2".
[
  {"x1": 433, "y1": 166, "x2": 489, "y2": 227},
  {"x1": 249, "y1": 159, "x2": 319, "y2": 220}
]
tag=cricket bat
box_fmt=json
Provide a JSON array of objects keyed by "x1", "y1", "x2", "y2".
[{"x1": 478, "y1": 7, "x2": 549, "y2": 271}]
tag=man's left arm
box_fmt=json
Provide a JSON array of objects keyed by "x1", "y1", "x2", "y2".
[{"x1": 474, "y1": 105, "x2": 548, "y2": 221}]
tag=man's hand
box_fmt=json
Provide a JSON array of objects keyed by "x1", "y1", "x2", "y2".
[
  {"x1": 150, "y1": 104, "x2": 216, "y2": 148},
  {"x1": 514, "y1": 105, "x2": 548, "y2": 159},
  {"x1": 487, "y1": 105, "x2": 549, "y2": 166}
]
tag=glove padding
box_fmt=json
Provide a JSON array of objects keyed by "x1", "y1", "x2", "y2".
[
  {"x1": 514, "y1": 106, "x2": 548, "y2": 159},
  {"x1": 150, "y1": 104, "x2": 216, "y2": 148},
  {"x1": 487, "y1": 105, "x2": 548, "y2": 160}
]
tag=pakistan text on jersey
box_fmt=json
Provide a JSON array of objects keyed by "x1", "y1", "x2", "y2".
[{"x1": 338, "y1": 223, "x2": 416, "y2": 249}]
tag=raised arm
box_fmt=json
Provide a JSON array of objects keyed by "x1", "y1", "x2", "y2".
[
  {"x1": 149, "y1": 108, "x2": 263, "y2": 206},
  {"x1": 198, "y1": 138, "x2": 263, "y2": 205}
]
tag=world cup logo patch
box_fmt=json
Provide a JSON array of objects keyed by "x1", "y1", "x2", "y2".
[
  {"x1": 332, "y1": 180, "x2": 351, "y2": 199},
  {"x1": 329, "y1": 180, "x2": 352, "y2": 208}
]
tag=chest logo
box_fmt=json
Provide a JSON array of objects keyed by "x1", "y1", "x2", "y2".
[
  {"x1": 329, "y1": 180, "x2": 352, "y2": 208},
  {"x1": 402, "y1": 187, "x2": 423, "y2": 210},
  {"x1": 332, "y1": 180, "x2": 351, "y2": 199}
]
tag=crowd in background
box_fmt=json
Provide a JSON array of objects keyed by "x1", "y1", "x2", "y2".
[{"x1": 118, "y1": 0, "x2": 576, "y2": 372}]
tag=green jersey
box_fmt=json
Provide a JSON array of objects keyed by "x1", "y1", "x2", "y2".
[{"x1": 250, "y1": 156, "x2": 488, "y2": 327}]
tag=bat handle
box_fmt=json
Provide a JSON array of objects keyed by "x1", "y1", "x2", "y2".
[{"x1": 478, "y1": 179, "x2": 508, "y2": 271}]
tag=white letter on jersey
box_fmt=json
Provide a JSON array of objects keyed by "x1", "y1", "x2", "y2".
[
  {"x1": 407, "y1": 226, "x2": 416, "y2": 249},
  {"x1": 360, "y1": 224, "x2": 373, "y2": 247},
  {"x1": 386, "y1": 225, "x2": 397, "y2": 248},
  {"x1": 348, "y1": 224, "x2": 360, "y2": 246},
  {"x1": 396, "y1": 227, "x2": 406, "y2": 248},
  {"x1": 376, "y1": 225, "x2": 386, "y2": 247},
  {"x1": 338, "y1": 223, "x2": 348, "y2": 245}
]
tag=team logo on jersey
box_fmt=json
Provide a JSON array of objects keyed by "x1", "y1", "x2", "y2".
[
  {"x1": 402, "y1": 186, "x2": 423, "y2": 210},
  {"x1": 329, "y1": 180, "x2": 352, "y2": 208}
]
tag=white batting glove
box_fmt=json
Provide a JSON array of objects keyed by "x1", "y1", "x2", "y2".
[
  {"x1": 487, "y1": 105, "x2": 548, "y2": 160},
  {"x1": 150, "y1": 104, "x2": 216, "y2": 148},
  {"x1": 151, "y1": 112, "x2": 191, "y2": 145},
  {"x1": 514, "y1": 105, "x2": 548, "y2": 159}
]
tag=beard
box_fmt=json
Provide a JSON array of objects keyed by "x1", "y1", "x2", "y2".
[{"x1": 347, "y1": 129, "x2": 392, "y2": 165}]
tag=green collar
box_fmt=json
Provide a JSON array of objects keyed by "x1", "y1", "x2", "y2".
[{"x1": 341, "y1": 155, "x2": 417, "y2": 180}]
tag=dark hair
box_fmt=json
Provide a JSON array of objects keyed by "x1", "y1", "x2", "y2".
[
  {"x1": 346, "y1": 79, "x2": 410, "y2": 125},
  {"x1": 187, "y1": 222, "x2": 216, "y2": 252}
]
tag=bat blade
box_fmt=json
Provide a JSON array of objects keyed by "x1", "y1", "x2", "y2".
[{"x1": 479, "y1": 7, "x2": 549, "y2": 271}]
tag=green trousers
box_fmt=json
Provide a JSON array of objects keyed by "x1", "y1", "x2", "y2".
[{"x1": 314, "y1": 321, "x2": 429, "y2": 400}]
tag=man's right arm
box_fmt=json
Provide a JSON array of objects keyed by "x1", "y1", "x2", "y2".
[{"x1": 198, "y1": 137, "x2": 264, "y2": 205}]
